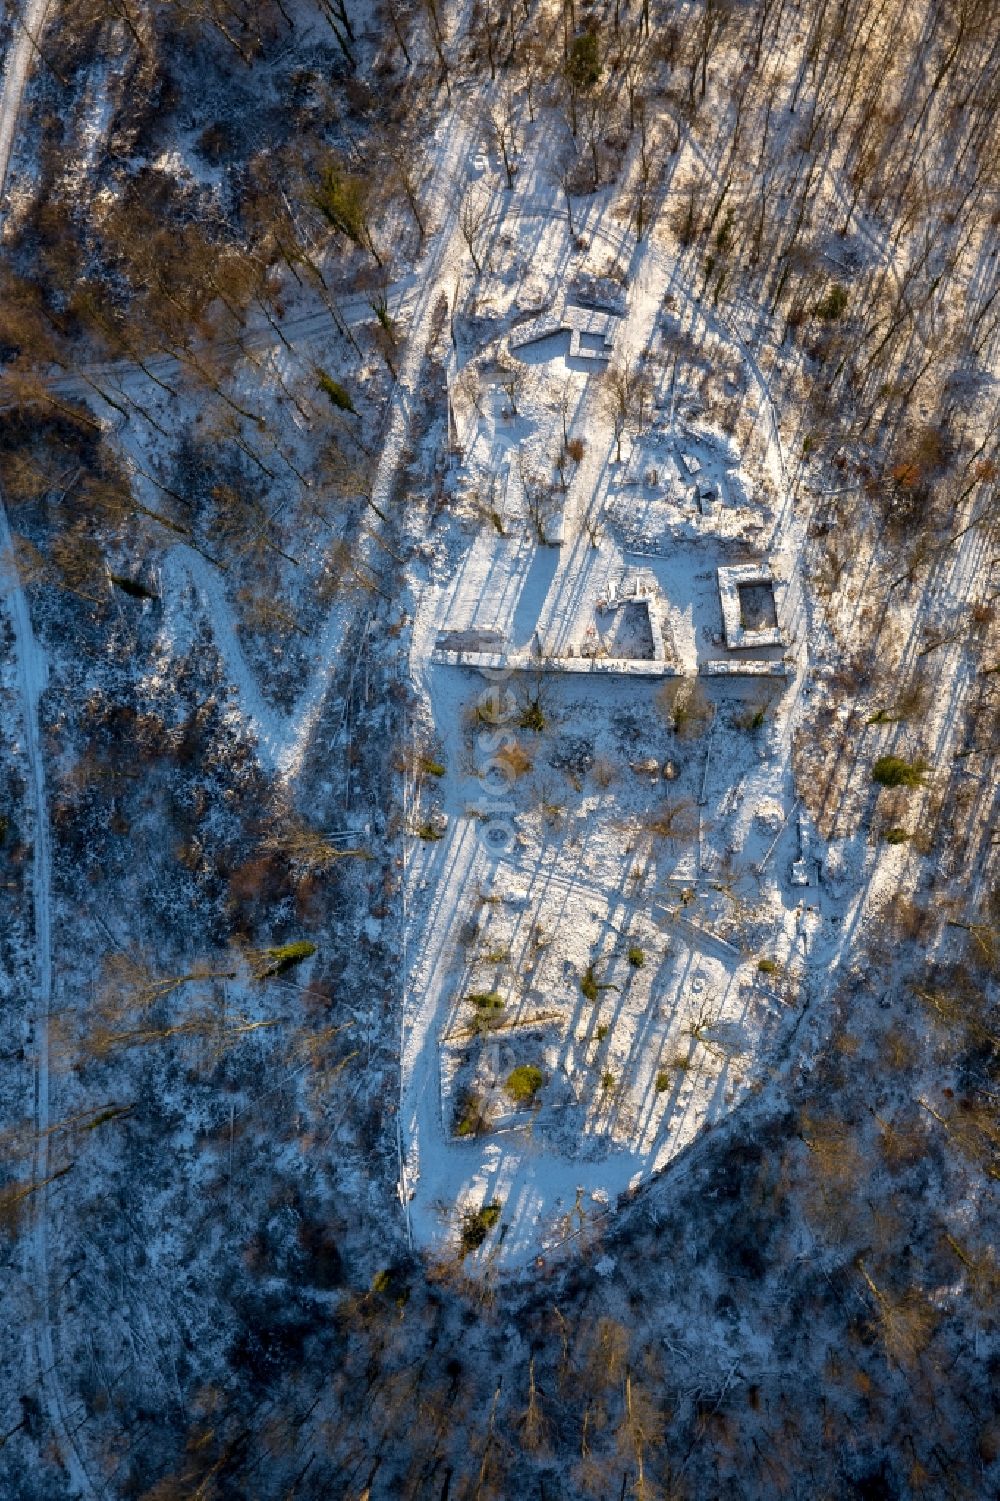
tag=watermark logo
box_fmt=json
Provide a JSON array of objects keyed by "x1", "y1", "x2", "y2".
[{"x1": 471, "y1": 667, "x2": 518, "y2": 858}]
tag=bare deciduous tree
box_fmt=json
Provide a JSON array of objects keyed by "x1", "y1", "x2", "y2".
[
  {"x1": 489, "y1": 91, "x2": 519, "y2": 189},
  {"x1": 459, "y1": 187, "x2": 490, "y2": 276},
  {"x1": 601, "y1": 355, "x2": 652, "y2": 462}
]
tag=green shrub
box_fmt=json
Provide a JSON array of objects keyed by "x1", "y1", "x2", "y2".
[
  {"x1": 815, "y1": 284, "x2": 848, "y2": 320},
  {"x1": 566, "y1": 30, "x2": 600, "y2": 90},
  {"x1": 655, "y1": 1069, "x2": 671, "y2": 1092},
  {"x1": 420, "y1": 757, "x2": 446, "y2": 777},
  {"x1": 312, "y1": 167, "x2": 371, "y2": 253},
  {"x1": 872, "y1": 755, "x2": 927, "y2": 788},
  {"x1": 461, "y1": 1200, "x2": 501, "y2": 1254},
  {"x1": 600, "y1": 1070, "x2": 615, "y2": 1091},
  {"x1": 519, "y1": 699, "x2": 546, "y2": 732},
  {"x1": 416, "y1": 821, "x2": 444, "y2": 841},
  {"x1": 714, "y1": 210, "x2": 733, "y2": 254},
  {"x1": 506, "y1": 1065, "x2": 544, "y2": 1104},
  {"x1": 657, "y1": 679, "x2": 714, "y2": 740},
  {"x1": 738, "y1": 705, "x2": 767, "y2": 731},
  {"x1": 467, "y1": 991, "x2": 505, "y2": 1033},
  {"x1": 627, "y1": 946, "x2": 645, "y2": 968},
  {"x1": 468, "y1": 990, "x2": 504, "y2": 1010},
  {"x1": 580, "y1": 964, "x2": 617, "y2": 1002},
  {"x1": 596, "y1": 1023, "x2": 609, "y2": 1041},
  {"x1": 372, "y1": 298, "x2": 395, "y2": 337},
  {"x1": 317, "y1": 369, "x2": 357, "y2": 413},
  {"x1": 257, "y1": 940, "x2": 316, "y2": 977},
  {"x1": 757, "y1": 957, "x2": 779, "y2": 974},
  {"x1": 884, "y1": 827, "x2": 910, "y2": 845},
  {"x1": 370, "y1": 1266, "x2": 409, "y2": 1304}
]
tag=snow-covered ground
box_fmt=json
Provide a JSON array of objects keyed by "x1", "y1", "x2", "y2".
[
  {"x1": 0, "y1": 0, "x2": 996, "y2": 1492},
  {"x1": 393, "y1": 132, "x2": 849, "y2": 1265}
]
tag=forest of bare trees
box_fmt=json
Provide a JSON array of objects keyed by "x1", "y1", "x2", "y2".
[{"x1": 0, "y1": 0, "x2": 997, "y2": 1497}]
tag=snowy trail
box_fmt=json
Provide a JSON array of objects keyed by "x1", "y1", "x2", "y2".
[
  {"x1": 44, "y1": 275, "x2": 420, "y2": 403},
  {"x1": 0, "y1": 0, "x2": 47, "y2": 187},
  {"x1": 38, "y1": 95, "x2": 480, "y2": 409},
  {"x1": 154, "y1": 102, "x2": 480, "y2": 782},
  {"x1": 0, "y1": 2, "x2": 99, "y2": 1493},
  {"x1": 1, "y1": 507, "x2": 96, "y2": 1499}
]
